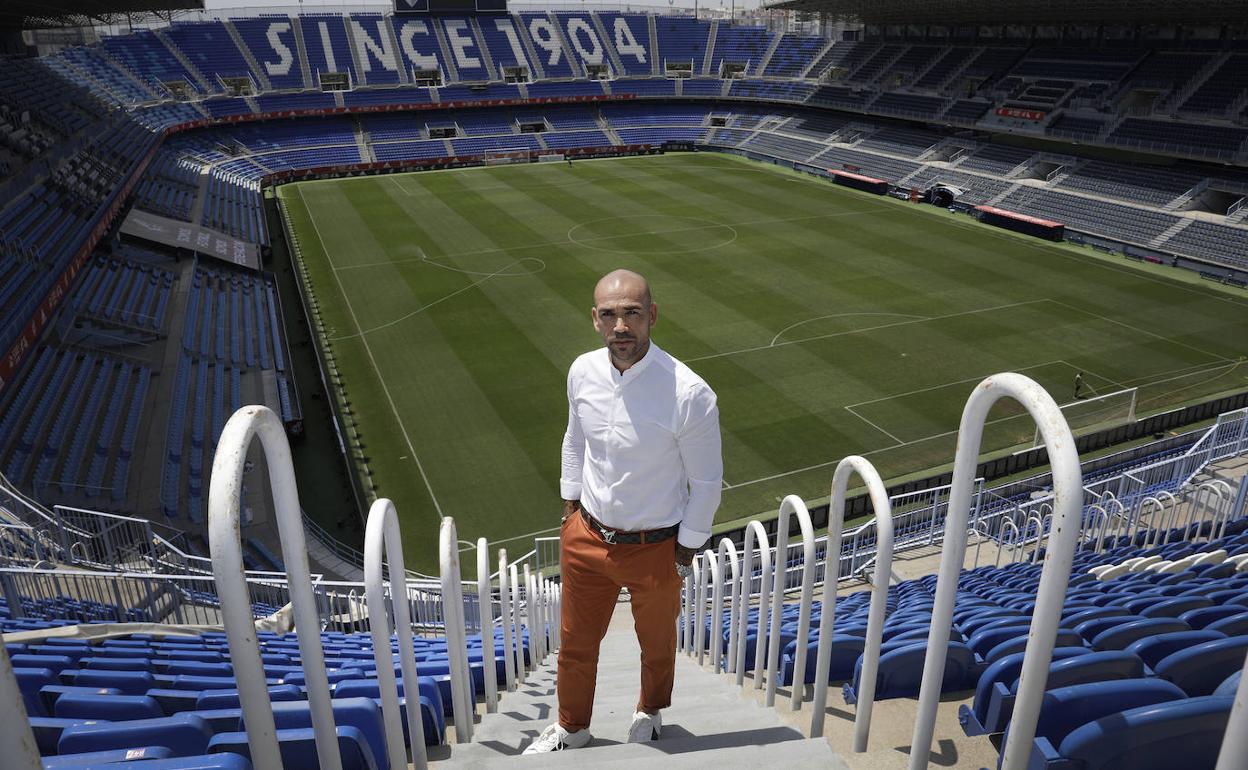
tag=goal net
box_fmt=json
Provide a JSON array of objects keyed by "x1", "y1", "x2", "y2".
[
  {"x1": 483, "y1": 148, "x2": 532, "y2": 166},
  {"x1": 1031, "y1": 387, "x2": 1138, "y2": 447}
]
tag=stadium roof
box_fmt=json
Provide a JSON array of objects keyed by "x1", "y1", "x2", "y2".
[
  {"x1": 766, "y1": 0, "x2": 1248, "y2": 25},
  {"x1": 1, "y1": 0, "x2": 202, "y2": 29}
]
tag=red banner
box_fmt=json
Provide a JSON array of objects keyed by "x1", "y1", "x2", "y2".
[{"x1": 995, "y1": 106, "x2": 1046, "y2": 121}]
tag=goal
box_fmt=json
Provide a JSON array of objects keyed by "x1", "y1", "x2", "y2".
[
  {"x1": 483, "y1": 149, "x2": 532, "y2": 166},
  {"x1": 1032, "y1": 387, "x2": 1139, "y2": 446}
]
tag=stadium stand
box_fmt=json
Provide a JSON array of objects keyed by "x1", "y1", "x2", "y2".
[{"x1": 1, "y1": 7, "x2": 1248, "y2": 765}]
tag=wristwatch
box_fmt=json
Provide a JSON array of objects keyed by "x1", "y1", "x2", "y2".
[{"x1": 675, "y1": 563, "x2": 693, "y2": 579}]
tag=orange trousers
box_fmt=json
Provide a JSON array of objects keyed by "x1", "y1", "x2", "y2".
[{"x1": 556, "y1": 511, "x2": 683, "y2": 732}]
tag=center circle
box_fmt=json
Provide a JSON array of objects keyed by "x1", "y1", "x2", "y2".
[{"x1": 567, "y1": 214, "x2": 737, "y2": 254}]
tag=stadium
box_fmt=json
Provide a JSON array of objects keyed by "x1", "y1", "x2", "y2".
[{"x1": 0, "y1": 0, "x2": 1247, "y2": 765}]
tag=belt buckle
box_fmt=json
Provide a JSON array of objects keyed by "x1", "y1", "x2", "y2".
[{"x1": 601, "y1": 527, "x2": 616, "y2": 545}]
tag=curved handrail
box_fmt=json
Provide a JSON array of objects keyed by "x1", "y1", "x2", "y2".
[
  {"x1": 1082, "y1": 505, "x2": 1106, "y2": 552},
  {"x1": 498, "y1": 548, "x2": 516, "y2": 692},
  {"x1": 1199, "y1": 480, "x2": 1234, "y2": 540},
  {"x1": 765, "y1": 494, "x2": 815, "y2": 710},
  {"x1": 535, "y1": 570, "x2": 547, "y2": 665},
  {"x1": 907, "y1": 373, "x2": 1081, "y2": 770},
  {"x1": 683, "y1": 571, "x2": 696, "y2": 656},
  {"x1": 1136, "y1": 495, "x2": 1165, "y2": 546},
  {"x1": 1024, "y1": 514, "x2": 1045, "y2": 564},
  {"x1": 208, "y1": 405, "x2": 342, "y2": 770},
  {"x1": 439, "y1": 517, "x2": 474, "y2": 742},
  {"x1": 508, "y1": 562, "x2": 525, "y2": 683},
  {"x1": 364, "y1": 499, "x2": 427, "y2": 770},
  {"x1": 697, "y1": 549, "x2": 720, "y2": 668},
  {"x1": 476, "y1": 538, "x2": 499, "y2": 713},
  {"x1": 716, "y1": 538, "x2": 740, "y2": 676},
  {"x1": 970, "y1": 520, "x2": 992, "y2": 570},
  {"x1": 811, "y1": 456, "x2": 893, "y2": 749},
  {"x1": 735, "y1": 521, "x2": 771, "y2": 689},
  {"x1": 996, "y1": 519, "x2": 1020, "y2": 567}
]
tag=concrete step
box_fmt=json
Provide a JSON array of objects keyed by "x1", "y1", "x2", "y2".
[
  {"x1": 434, "y1": 600, "x2": 850, "y2": 768},
  {"x1": 441, "y1": 734, "x2": 840, "y2": 768}
]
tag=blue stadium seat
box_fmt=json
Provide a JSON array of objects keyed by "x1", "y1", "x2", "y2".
[
  {"x1": 1049, "y1": 695, "x2": 1233, "y2": 770},
  {"x1": 1023, "y1": 679, "x2": 1189, "y2": 760},
  {"x1": 845, "y1": 640, "x2": 980, "y2": 704},
  {"x1": 1155, "y1": 635, "x2": 1248, "y2": 696},
  {"x1": 58, "y1": 712, "x2": 214, "y2": 757},
  {"x1": 208, "y1": 726, "x2": 378, "y2": 770}
]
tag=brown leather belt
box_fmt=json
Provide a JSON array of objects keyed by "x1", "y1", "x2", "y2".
[{"x1": 580, "y1": 509, "x2": 678, "y2": 545}]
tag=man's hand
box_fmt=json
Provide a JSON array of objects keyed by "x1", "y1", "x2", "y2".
[
  {"x1": 561, "y1": 499, "x2": 580, "y2": 524},
  {"x1": 675, "y1": 544, "x2": 697, "y2": 567}
]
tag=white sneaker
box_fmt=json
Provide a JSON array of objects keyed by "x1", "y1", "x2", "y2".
[
  {"x1": 626, "y1": 710, "x2": 662, "y2": 743},
  {"x1": 523, "y1": 722, "x2": 592, "y2": 754}
]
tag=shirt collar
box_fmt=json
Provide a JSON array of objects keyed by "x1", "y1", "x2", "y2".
[{"x1": 607, "y1": 341, "x2": 659, "y2": 383}]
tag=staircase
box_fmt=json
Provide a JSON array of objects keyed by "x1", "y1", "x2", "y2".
[
  {"x1": 701, "y1": 20, "x2": 719, "y2": 77},
  {"x1": 648, "y1": 14, "x2": 660, "y2": 76},
  {"x1": 516, "y1": 20, "x2": 547, "y2": 81},
  {"x1": 548, "y1": 13, "x2": 584, "y2": 78},
  {"x1": 434, "y1": 599, "x2": 841, "y2": 768},
  {"x1": 1165, "y1": 51, "x2": 1231, "y2": 114},
  {"x1": 153, "y1": 29, "x2": 216, "y2": 94},
  {"x1": 599, "y1": 114, "x2": 623, "y2": 145},
  {"x1": 224, "y1": 20, "x2": 272, "y2": 92},
  {"x1": 754, "y1": 32, "x2": 782, "y2": 77},
  {"x1": 289, "y1": 19, "x2": 315, "y2": 89},
  {"x1": 591, "y1": 14, "x2": 626, "y2": 78},
  {"x1": 433, "y1": 22, "x2": 462, "y2": 83},
  {"x1": 799, "y1": 40, "x2": 836, "y2": 80},
  {"x1": 471, "y1": 18, "x2": 500, "y2": 82},
  {"x1": 384, "y1": 18, "x2": 411, "y2": 84},
  {"x1": 1150, "y1": 217, "x2": 1195, "y2": 248},
  {"x1": 1165, "y1": 179, "x2": 1210, "y2": 211}
]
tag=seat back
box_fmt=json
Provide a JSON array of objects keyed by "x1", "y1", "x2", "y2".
[
  {"x1": 1091, "y1": 618, "x2": 1190, "y2": 651},
  {"x1": 1155, "y1": 635, "x2": 1248, "y2": 696},
  {"x1": 1028, "y1": 678, "x2": 1188, "y2": 747},
  {"x1": 1058, "y1": 695, "x2": 1233, "y2": 770}
]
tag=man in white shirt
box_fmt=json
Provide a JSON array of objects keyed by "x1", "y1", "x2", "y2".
[{"x1": 525, "y1": 269, "x2": 722, "y2": 754}]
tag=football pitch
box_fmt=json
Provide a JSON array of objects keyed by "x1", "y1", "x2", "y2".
[{"x1": 277, "y1": 153, "x2": 1248, "y2": 572}]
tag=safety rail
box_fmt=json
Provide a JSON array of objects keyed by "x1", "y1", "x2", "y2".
[{"x1": 676, "y1": 376, "x2": 1248, "y2": 768}]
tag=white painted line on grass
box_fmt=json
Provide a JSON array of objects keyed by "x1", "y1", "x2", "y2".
[
  {"x1": 687, "y1": 299, "x2": 1050, "y2": 364},
  {"x1": 298, "y1": 186, "x2": 446, "y2": 521},
  {"x1": 769, "y1": 311, "x2": 930, "y2": 346},
  {"x1": 1048, "y1": 298, "x2": 1230, "y2": 363},
  {"x1": 844, "y1": 405, "x2": 907, "y2": 444}
]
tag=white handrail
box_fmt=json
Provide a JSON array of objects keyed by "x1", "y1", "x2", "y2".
[
  {"x1": 996, "y1": 519, "x2": 1019, "y2": 567},
  {"x1": 535, "y1": 570, "x2": 547, "y2": 664},
  {"x1": 498, "y1": 548, "x2": 516, "y2": 692},
  {"x1": 697, "y1": 549, "x2": 720, "y2": 668},
  {"x1": 208, "y1": 405, "x2": 342, "y2": 770},
  {"x1": 509, "y1": 562, "x2": 525, "y2": 683},
  {"x1": 0, "y1": 643, "x2": 40, "y2": 769},
  {"x1": 765, "y1": 494, "x2": 815, "y2": 710},
  {"x1": 812, "y1": 456, "x2": 893, "y2": 749},
  {"x1": 907, "y1": 373, "x2": 1081, "y2": 770},
  {"x1": 1025, "y1": 514, "x2": 1045, "y2": 564},
  {"x1": 683, "y1": 571, "x2": 696, "y2": 656},
  {"x1": 439, "y1": 517, "x2": 474, "y2": 742},
  {"x1": 1215, "y1": 651, "x2": 1248, "y2": 770},
  {"x1": 364, "y1": 499, "x2": 427, "y2": 770},
  {"x1": 735, "y1": 521, "x2": 771, "y2": 689},
  {"x1": 1136, "y1": 495, "x2": 1165, "y2": 545},
  {"x1": 717, "y1": 538, "x2": 741, "y2": 676},
  {"x1": 476, "y1": 538, "x2": 499, "y2": 713}
]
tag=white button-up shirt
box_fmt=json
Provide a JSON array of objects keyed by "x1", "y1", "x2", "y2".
[{"x1": 560, "y1": 342, "x2": 722, "y2": 549}]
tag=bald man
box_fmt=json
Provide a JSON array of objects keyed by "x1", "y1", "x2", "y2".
[{"x1": 525, "y1": 269, "x2": 723, "y2": 753}]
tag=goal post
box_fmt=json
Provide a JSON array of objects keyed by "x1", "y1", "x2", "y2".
[
  {"x1": 483, "y1": 148, "x2": 532, "y2": 166},
  {"x1": 1031, "y1": 387, "x2": 1139, "y2": 447}
]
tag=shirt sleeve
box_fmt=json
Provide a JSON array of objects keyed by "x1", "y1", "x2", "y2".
[
  {"x1": 559, "y1": 366, "x2": 584, "y2": 501},
  {"x1": 675, "y1": 381, "x2": 723, "y2": 549}
]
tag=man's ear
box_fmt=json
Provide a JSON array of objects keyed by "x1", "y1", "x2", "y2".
[
  {"x1": 650, "y1": 302, "x2": 659, "y2": 328},
  {"x1": 590, "y1": 306, "x2": 599, "y2": 331}
]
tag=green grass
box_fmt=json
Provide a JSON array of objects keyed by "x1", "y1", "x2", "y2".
[{"x1": 277, "y1": 153, "x2": 1248, "y2": 573}]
